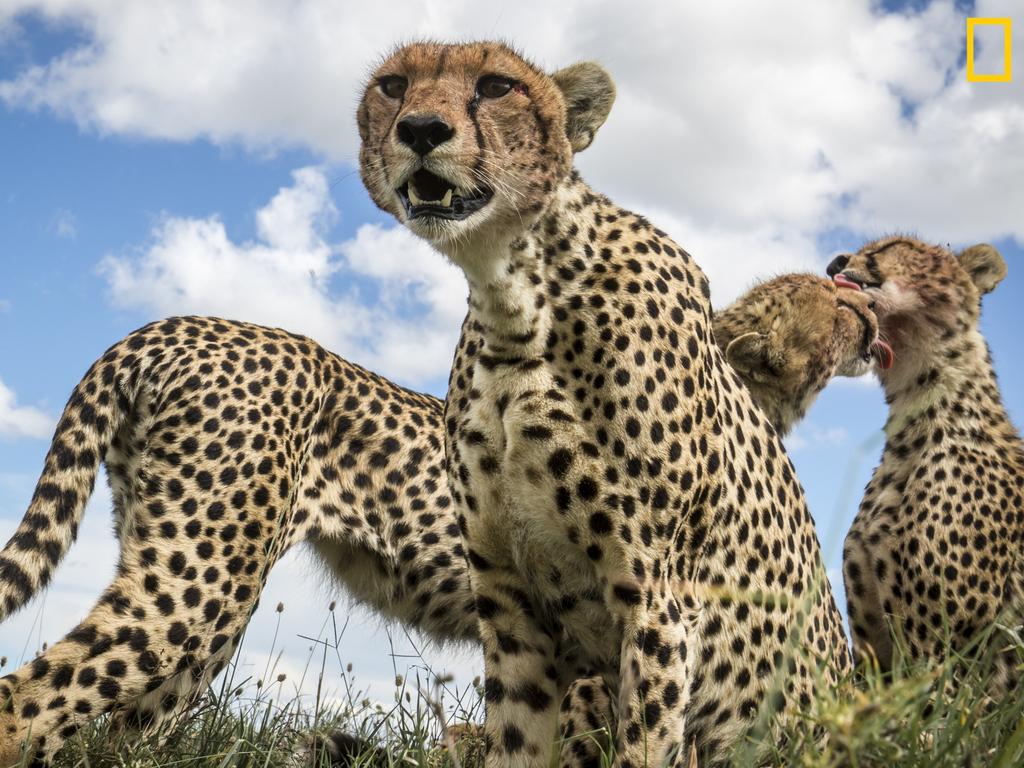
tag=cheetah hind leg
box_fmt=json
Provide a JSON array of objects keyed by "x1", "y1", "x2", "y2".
[
  {"x1": 103, "y1": 635, "x2": 242, "y2": 752},
  {"x1": 0, "y1": 563, "x2": 263, "y2": 767}
]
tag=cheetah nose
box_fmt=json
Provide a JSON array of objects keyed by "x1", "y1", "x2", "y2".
[
  {"x1": 396, "y1": 114, "x2": 455, "y2": 156},
  {"x1": 826, "y1": 254, "x2": 850, "y2": 278}
]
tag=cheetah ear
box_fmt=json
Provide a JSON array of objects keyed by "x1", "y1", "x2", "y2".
[
  {"x1": 724, "y1": 332, "x2": 784, "y2": 379},
  {"x1": 551, "y1": 62, "x2": 616, "y2": 153},
  {"x1": 957, "y1": 244, "x2": 1007, "y2": 295}
]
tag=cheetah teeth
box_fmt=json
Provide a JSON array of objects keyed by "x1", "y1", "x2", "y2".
[{"x1": 408, "y1": 183, "x2": 454, "y2": 207}]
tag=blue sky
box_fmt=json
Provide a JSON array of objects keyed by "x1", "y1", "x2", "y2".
[{"x1": 0, "y1": 0, "x2": 1021, "y2": 705}]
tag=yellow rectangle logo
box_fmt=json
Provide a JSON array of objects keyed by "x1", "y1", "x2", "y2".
[{"x1": 967, "y1": 17, "x2": 1012, "y2": 82}]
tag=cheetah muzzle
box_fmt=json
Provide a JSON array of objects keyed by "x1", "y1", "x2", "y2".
[
  {"x1": 397, "y1": 168, "x2": 494, "y2": 221},
  {"x1": 829, "y1": 275, "x2": 894, "y2": 370}
]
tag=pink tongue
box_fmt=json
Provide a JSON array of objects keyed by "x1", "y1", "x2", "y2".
[
  {"x1": 872, "y1": 340, "x2": 895, "y2": 370},
  {"x1": 833, "y1": 274, "x2": 862, "y2": 291}
]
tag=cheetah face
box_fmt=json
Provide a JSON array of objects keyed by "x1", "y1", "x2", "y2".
[
  {"x1": 715, "y1": 274, "x2": 889, "y2": 431},
  {"x1": 357, "y1": 42, "x2": 615, "y2": 259},
  {"x1": 826, "y1": 237, "x2": 1006, "y2": 362}
]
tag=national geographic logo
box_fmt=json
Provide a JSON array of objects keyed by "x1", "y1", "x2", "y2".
[{"x1": 967, "y1": 17, "x2": 1012, "y2": 82}]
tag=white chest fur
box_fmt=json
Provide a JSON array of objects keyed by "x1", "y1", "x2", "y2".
[{"x1": 455, "y1": 360, "x2": 611, "y2": 646}]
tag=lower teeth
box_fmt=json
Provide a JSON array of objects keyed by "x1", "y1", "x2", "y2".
[{"x1": 408, "y1": 184, "x2": 455, "y2": 207}]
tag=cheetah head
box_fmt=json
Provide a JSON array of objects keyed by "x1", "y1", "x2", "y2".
[
  {"x1": 714, "y1": 274, "x2": 888, "y2": 434},
  {"x1": 357, "y1": 42, "x2": 615, "y2": 259},
  {"x1": 826, "y1": 237, "x2": 1006, "y2": 376}
]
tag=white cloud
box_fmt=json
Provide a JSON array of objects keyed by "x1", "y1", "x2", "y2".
[
  {"x1": 0, "y1": 378, "x2": 54, "y2": 439},
  {"x1": 784, "y1": 423, "x2": 849, "y2": 453},
  {"x1": 1, "y1": 0, "x2": 1020, "y2": 249},
  {"x1": 50, "y1": 207, "x2": 77, "y2": 239},
  {"x1": 832, "y1": 372, "x2": 880, "y2": 389},
  {"x1": 100, "y1": 167, "x2": 466, "y2": 386}
]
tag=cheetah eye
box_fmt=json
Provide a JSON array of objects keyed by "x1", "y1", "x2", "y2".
[
  {"x1": 378, "y1": 75, "x2": 408, "y2": 99},
  {"x1": 477, "y1": 75, "x2": 516, "y2": 99}
]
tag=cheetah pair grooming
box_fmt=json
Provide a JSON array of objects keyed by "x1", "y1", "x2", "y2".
[{"x1": 1, "y1": 41, "x2": 1019, "y2": 767}]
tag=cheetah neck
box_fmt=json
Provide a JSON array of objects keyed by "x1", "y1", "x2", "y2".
[
  {"x1": 881, "y1": 327, "x2": 1014, "y2": 442},
  {"x1": 454, "y1": 174, "x2": 591, "y2": 359}
]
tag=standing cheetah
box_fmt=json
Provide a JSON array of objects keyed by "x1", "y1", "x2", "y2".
[
  {"x1": 834, "y1": 237, "x2": 1024, "y2": 675},
  {"x1": 0, "y1": 317, "x2": 478, "y2": 766},
  {"x1": 358, "y1": 41, "x2": 851, "y2": 767}
]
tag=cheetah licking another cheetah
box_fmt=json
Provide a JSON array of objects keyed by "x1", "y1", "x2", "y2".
[
  {"x1": 358, "y1": 41, "x2": 851, "y2": 767},
  {"x1": 836, "y1": 237, "x2": 1024, "y2": 679}
]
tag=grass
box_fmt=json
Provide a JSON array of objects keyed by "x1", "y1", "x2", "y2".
[
  {"x1": 28, "y1": 616, "x2": 1023, "y2": 768},
  {"x1": 40, "y1": 636, "x2": 486, "y2": 768},
  {"x1": 12, "y1": 599, "x2": 485, "y2": 768},
  {"x1": 764, "y1": 621, "x2": 1024, "y2": 768}
]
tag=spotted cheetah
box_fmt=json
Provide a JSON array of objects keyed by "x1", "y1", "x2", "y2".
[
  {"x1": 713, "y1": 273, "x2": 891, "y2": 436},
  {"x1": 558, "y1": 273, "x2": 887, "y2": 766},
  {"x1": 833, "y1": 237, "x2": 1024, "y2": 675},
  {"x1": 0, "y1": 316, "x2": 478, "y2": 766},
  {"x1": 358, "y1": 41, "x2": 851, "y2": 766},
  {"x1": 0, "y1": 274, "x2": 879, "y2": 765}
]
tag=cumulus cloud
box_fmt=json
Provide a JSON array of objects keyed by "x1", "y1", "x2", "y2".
[
  {"x1": 0, "y1": 378, "x2": 54, "y2": 439},
  {"x1": 1, "y1": 0, "x2": 1021, "y2": 250},
  {"x1": 785, "y1": 423, "x2": 850, "y2": 453},
  {"x1": 100, "y1": 167, "x2": 465, "y2": 386}
]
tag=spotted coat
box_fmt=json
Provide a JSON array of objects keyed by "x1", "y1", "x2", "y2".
[
  {"x1": 0, "y1": 317, "x2": 475, "y2": 765},
  {"x1": 0, "y1": 271, "x2": 876, "y2": 766},
  {"x1": 835, "y1": 237, "x2": 1024, "y2": 677}
]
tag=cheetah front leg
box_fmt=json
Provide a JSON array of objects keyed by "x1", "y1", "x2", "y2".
[
  {"x1": 611, "y1": 580, "x2": 694, "y2": 768},
  {"x1": 474, "y1": 568, "x2": 563, "y2": 768},
  {"x1": 557, "y1": 676, "x2": 615, "y2": 768},
  {"x1": 843, "y1": 517, "x2": 896, "y2": 669}
]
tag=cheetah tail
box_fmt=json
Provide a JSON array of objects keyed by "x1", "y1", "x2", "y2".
[{"x1": 0, "y1": 337, "x2": 146, "y2": 622}]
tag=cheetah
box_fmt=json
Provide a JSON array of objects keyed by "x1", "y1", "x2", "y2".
[
  {"x1": 559, "y1": 273, "x2": 888, "y2": 766},
  {"x1": 0, "y1": 275, "x2": 879, "y2": 765},
  {"x1": 713, "y1": 273, "x2": 892, "y2": 436},
  {"x1": 833, "y1": 237, "x2": 1024, "y2": 675},
  {"x1": 358, "y1": 41, "x2": 851, "y2": 766},
  {"x1": 0, "y1": 316, "x2": 479, "y2": 766}
]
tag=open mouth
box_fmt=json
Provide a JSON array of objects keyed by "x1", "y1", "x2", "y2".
[
  {"x1": 834, "y1": 273, "x2": 882, "y2": 291},
  {"x1": 836, "y1": 273, "x2": 894, "y2": 370},
  {"x1": 396, "y1": 169, "x2": 493, "y2": 221}
]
